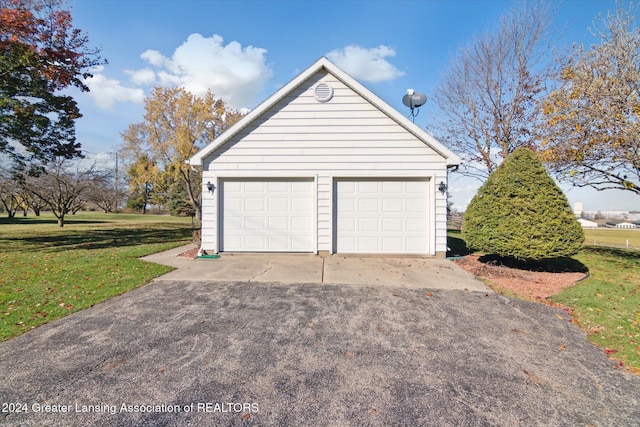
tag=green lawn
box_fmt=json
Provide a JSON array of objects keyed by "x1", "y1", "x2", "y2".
[
  {"x1": 0, "y1": 212, "x2": 193, "y2": 341},
  {"x1": 551, "y1": 247, "x2": 640, "y2": 370},
  {"x1": 583, "y1": 228, "x2": 640, "y2": 248},
  {"x1": 448, "y1": 229, "x2": 640, "y2": 371}
]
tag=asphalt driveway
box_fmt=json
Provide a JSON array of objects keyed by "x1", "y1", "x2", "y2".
[{"x1": 1, "y1": 280, "x2": 639, "y2": 426}]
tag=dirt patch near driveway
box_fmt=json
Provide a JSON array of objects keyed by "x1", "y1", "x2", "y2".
[
  {"x1": 453, "y1": 254, "x2": 587, "y2": 299},
  {"x1": 178, "y1": 246, "x2": 199, "y2": 258}
]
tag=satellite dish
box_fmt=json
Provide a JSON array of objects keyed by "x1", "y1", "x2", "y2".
[
  {"x1": 402, "y1": 89, "x2": 427, "y2": 121},
  {"x1": 402, "y1": 90, "x2": 427, "y2": 109}
]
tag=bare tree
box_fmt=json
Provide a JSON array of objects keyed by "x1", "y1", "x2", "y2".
[
  {"x1": 85, "y1": 176, "x2": 120, "y2": 213},
  {"x1": 0, "y1": 168, "x2": 19, "y2": 218},
  {"x1": 25, "y1": 190, "x2": 47, "y2": 216},
  {"x1": 431, "y1": 1, "x2": 554, "y2": 180},
  {"x1": 22, "y1": 158, "x2": 109, "y2": 226}
]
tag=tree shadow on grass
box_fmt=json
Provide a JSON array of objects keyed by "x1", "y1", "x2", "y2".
[
  {"x1": 4, "y1": 226, "x2": 193, "y2": 252},
  {"x1": 582, "y1": 245, "x2": 640, "y2": 261},
  {"x1": 0, "y1": 217, "x2": 109, "y2": 226},
  {"x1": 477, "y1": 254, "x2": 589, "y2": 274}
]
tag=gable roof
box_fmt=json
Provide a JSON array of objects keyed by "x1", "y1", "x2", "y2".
[{"x1": 188, "y1": 57, "x2": 461, "y2": 167}]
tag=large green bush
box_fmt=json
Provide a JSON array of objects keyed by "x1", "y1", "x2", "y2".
[{"x1": 462, "y1": 148, "x2": 584, "y2": 261}]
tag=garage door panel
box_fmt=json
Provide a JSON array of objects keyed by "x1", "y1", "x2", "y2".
[
  {"x1": 268, "y1": 198, "x2": 288, "y2": 211},
  {"x1": 358, "y1": 181, "x2": 379, "y2": 193},
  {"x1": 359, "y1": 218, "x2": 379, "y2": 232},
  {"x1": 244, "y1": 181, "x2": 265, "y2": 192},
  {"x1": 407, "y1": 237, "x2": 426, "y2": 252},
  {"x1": 291, "y1": 181, "x2": 311, "y2": 192},
  {"x1": 338, "y1": 218, "x2": 355, "y2": 231},
  {"x1": 245, "y1": 216, "x2": 265, "y2": 230},
  {"x1": 268, "y1": 217, "x2": 288, "y2": 231},
  {"x1": 245, "y1": 198, "x2": 265, "y2": 211},
  {"x1": 407, "y1": 217, "x2": 427, "y2": 232},
  {"x1": 336, "y1": 179, "x2": 429, "y2": 254},
  {"x1": 268, "y1": 235, "x2": 287, "y2": 249},
  {"x1": 407, "y1": 199, "x2": 427, "y2": 212},
  {"x1": 291, "y1": 198, "x2": 310, "y2": 211},
  {"x1": 359, "y1": 199, "x2": 379, "y2": 212},
  {"x1": 382, "y1": 181, "x2": 403, "y2": 192},
  {"x1": 383, "y1": 218, "x2": 403, "y2": 231},
  {"x1": 382, "y1": 236, "x2": 403, "y2": 252},
  {"x1": 221, "y1": 178, "x2": 314, "y2": 252},
  {"x1": 406, "y1": 181, "x2": 427, "y2": 193},
  {"x1": 291, "y1": 216, "x2": 313, "y2": 230},
  {"x1": 268, "y1": 181, "x2": 288, "y2": 192},
  {"x1": 291, "y1": 235, "x2": 312, "y2": 250},
  {"x1": 358, "y1": 236, "x2": 378, "y2": 249},
  {"x1": 382, "y1": 200, "x2": 402, "y2": 212}
]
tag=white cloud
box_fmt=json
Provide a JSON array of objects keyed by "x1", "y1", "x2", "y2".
[
  {"x1": 326, "y1": 45, "x2": 404, "y2": 83},
  {"x1": 140, "y1": 49, "x2": 166, "y2": 67},
  {"x1": 83, "y1": 66, "x2": 146, "y2": 110},
  {"x1": 135, "y1": 34, "x2": 271, "y2": 109},
  {"x1": 124, "y1": 68, "x2": 156, "y2": 85}
]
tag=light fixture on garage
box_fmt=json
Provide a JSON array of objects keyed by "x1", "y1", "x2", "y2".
[
  {"x1": 438, "y1": 181, "x2": 447, "y2": 195},
  {"x1": 206, "y1": 181, "x2": 215, "y2": 194}
]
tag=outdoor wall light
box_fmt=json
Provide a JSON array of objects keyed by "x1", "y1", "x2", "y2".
[
  {"x1": 206, "y1": 181, "x2": 215, "y2": 194},
  {"x1": 438, "y1": 181, "x2": 447, "y2": 195}
]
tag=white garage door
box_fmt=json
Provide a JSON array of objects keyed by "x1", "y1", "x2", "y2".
[
  {"x1": 335, "y1": 179, "x2": 429, "y2": 254},
  {"x1": 220, "y1": 178, "x2": 314, "y2": 252}
]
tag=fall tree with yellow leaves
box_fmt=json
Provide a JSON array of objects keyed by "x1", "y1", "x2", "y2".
[
  {"x1": 120, "y1": 87, "x2": 242, "y2": 219},
  {"x1": 540, "y1": 3, "x2": 640, "y2": 196}
]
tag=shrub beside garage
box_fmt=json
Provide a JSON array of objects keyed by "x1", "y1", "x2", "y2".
[{"x1": 462, "y1": 148, "x2": 584, "y2": 262}]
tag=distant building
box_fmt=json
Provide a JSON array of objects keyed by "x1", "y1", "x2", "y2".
[
  {"x1": 573, "y1": 202, "x2": 583, "y2": 217},
  {"x1": 615, "y1": 222, "x2": 637, "y2": 229},
  {"x1": 578, "y1": 218, "x2": 598, "y2": 228}
]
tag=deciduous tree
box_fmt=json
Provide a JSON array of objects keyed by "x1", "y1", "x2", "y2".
[
  {"x1": 125, "y1": 154, "x2": 158, "y2": 214},
  {"x1": 432, "y1": 1, "x2": 553, "y2": 179},
  {"x1": 539, "y1": 3, "x2": 640, "y2": 196},
  {"x1": 0, "y1": 0, "x2": 103, "y2": 166},
  {"x1": 22, "y1": 157, "x2": 109, "y2": 226},
  {"x1": 0, "y1": 167, "x2": 19, "y2": 217},
  {"x1": 120, "y1": 87, "x2": 242, "y2": 220}
]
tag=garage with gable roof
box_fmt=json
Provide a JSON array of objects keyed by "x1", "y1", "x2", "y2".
[{"x1": 189, "y1": 57, "x2": 460, "y2": 257}]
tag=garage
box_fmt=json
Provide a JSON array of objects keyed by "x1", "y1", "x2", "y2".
[
  {"x1": 335, "y1": 179, "x2": 429, "y2": 254},
  {"x1": 190, "y1": 58, "x2": 461, "y2": 256},
  {"x1": 220, "y1": 178, "x2": 315, "y2": 252}
]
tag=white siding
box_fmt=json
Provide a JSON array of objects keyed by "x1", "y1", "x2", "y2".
[{"x1": 202, "y1": 70, "x2": 450, "y2": 255}]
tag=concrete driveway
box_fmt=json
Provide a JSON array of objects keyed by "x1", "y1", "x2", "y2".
[{"x1": 140, "y1": 245, "x2": 488, "y2": 291}]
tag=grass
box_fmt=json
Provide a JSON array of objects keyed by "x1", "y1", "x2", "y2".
[
  {"x1": 551, "y1": 247, "x2": 640, "y2": 370},
  {"x1": 583, "y1": 228, "x2": 640, "y2": 248},
  {"x1": 0, "y1": 212, "x2": 193, "y2": 341},
  {"x1": 448, "y1": 229, "x2": 640, "y2": 371}
]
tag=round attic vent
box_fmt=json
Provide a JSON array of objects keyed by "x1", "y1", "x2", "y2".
[{"x1": 314, "y1": 83, "x2": 333, "y2": 102}]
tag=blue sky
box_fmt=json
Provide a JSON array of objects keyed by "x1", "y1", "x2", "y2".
[{"x1": 68, "y1": 0, "x2": 637, "y2": 212}]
